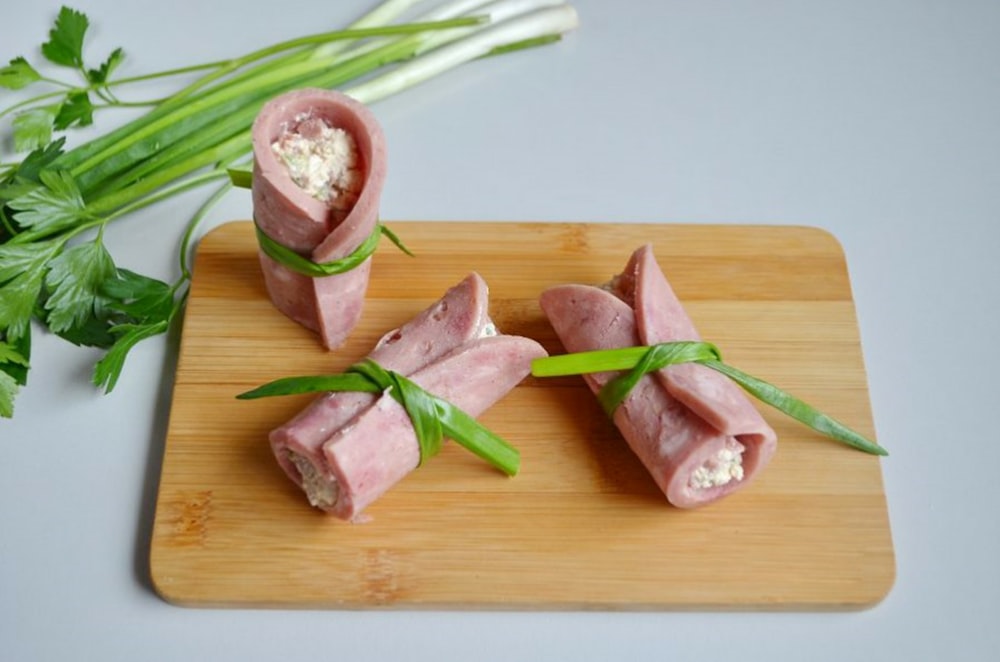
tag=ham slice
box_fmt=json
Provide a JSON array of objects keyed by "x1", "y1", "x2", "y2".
[
  {"x1": 251, "y1": 88, "x2": 388, "y2": 349},
  {"x1": 269, "y1": 273, "x2": 547, "y2": 520},
  {"x1": 539, "y1": 244, "x2": 777, "y2": 508}
]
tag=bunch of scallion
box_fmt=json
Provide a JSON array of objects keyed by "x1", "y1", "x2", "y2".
[{"x1": 0, "y1": 0, "x2": 580, "y2": 418}]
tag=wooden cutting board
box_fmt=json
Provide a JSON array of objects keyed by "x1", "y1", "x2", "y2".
[{"x1": 150, "y1": 220, "x2": 894, "y2": 610}]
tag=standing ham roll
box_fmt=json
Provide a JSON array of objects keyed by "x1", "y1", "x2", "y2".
[
  {"x1": 539, "y1": 245, "x2": 777, "y2": 508},
  {"x1": 269, "y1": 273, "x2": 547, "y2": 520},
  {"x1": 251, "y1": 88, "x2": 387, "y2": 349}
]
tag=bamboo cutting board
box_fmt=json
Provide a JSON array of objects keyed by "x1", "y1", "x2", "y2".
[{"x1": 150, "y1": 220, "x2": 894, "y2": 610}]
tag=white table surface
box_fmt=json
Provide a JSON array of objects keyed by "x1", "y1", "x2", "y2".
[{"x1": 3, "y1": 1, "x2": 998, "y2": 660}]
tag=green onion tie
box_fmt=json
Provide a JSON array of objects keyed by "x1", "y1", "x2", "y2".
[{"x1": 237, "y1": 358, "x2": 520, "y2": 475}]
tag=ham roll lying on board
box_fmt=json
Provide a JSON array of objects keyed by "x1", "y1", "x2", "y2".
[
  {"x1": 251, "y1": 88, "x2": 387, "y2": 349},
  {"x1": 269, "y1": 273, "x2": 547, "y2": 520},
  {"x1": 539, "y1": 244, "x2": 777, "y2": 508}
]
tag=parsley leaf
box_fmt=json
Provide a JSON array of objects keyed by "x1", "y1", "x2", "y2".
[
  {"x1": 93, "y1": 319, "x2": 169, "y2": 393},
  {"x1": 0, "y1": 332, "x2": 30, "y2": 418},
  {"x1": 3, "y1": 139, "x2": 66, "y2": 189},
  {"x1": 41, "y1": 7, "x2": 90, "y2": 69},
  {"x1": 0, "y1": 265, "x2": 48, "y2": 341},
  {"x1": 0, "y1": 240, "x2": 61, "y2": 340},
  {"x1": 1, "y1": 141, "x2": 68, "y2": 240},
  {"x1": 1, "y1": 139, "x2": 68, "y2": 215},
  {"x1": 7, "y1": 169, "x2": 89, "y2": 236},
  {"x1": 0, "y1": 178, "x2": 44, "y2": 206},
  {"x1": 89, "y1": 268, "x2": 180, "y2": 391},
  {"x1": 0, "y1": 240, "x2": 60, "y2": 284},
  {"x1": 0, "y1": 57, "x2": 41, "y2": 90},
  {"x1": 53, "y1": 91, "x2": 94, "y2": 130},
  {"x1": 102, "y1": 268, "x2": 175, "y2": 321},
  {"x1": 43, "y1": 237, "x2": 116, "y2": 334},
  {"x1": 49, "y1": 308, "x2": 116, "y2": 348},
  {"x1": 87, "y1": 47, "x2": 125, "y2": 87},
  {"x1": 0, "y1": 336, "x2": 30, "y2": 375},
  {"x1": 0, "y1": 370, "x2": 20, "y2": 418},
  {"x1": 0, "y1": 334, "x2": 31, "y2": 385},
  {"x1": 12, "y1": 106, "x2": 58, "y2": 152}
]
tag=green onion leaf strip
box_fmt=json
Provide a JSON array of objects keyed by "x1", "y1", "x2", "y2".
[
  {"x1": 227, "y1": 168, "x2": 252, "y2": 189},
  {"x1": 596, "y1": 342, "x2": 721, "y2": 416},
  {"x1": 531, "y1": 342, "x2": 887, "y2": 457},
  {"x1": 254, "y1": 220, "x2": 411, "y2": 277},
  {"x1": 236, "y1": 358, "x2": 521, "y2": 475},
  {"x1": 700, "y1": 359, "x2": 885, "y2": 456},
  {"x1": 350, "y1": 359, "x2": 445, "y2": 462},
  {"x1": 230, "y1": 171, "x2": 413, "y2": 258}
]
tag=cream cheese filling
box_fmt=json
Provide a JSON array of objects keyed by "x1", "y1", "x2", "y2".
[
  {"x1": 288, "y1": 450, "x2": 338, "y2": 509},
  {"x1": 689, "y1": 440, "x2": 746, "y2": 490},
  {"x1": 272, "y1": 114, "x2": 362, "y2": 209}
]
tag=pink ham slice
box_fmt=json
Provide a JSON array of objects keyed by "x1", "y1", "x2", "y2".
[
  {"x1": 251, "y1": 88, "x2": 387, "y2": 349},
  {"x1": 539, "y1": 244, "x2": 777, "y2": 508},
  {"x1": 269, "y1": 273, "x2": 546, "y2": 520},
  {"x1": 270, "y1": 274, "x2": 491, "y2": 491},
  {"x1": 318, "y1": 335, "x2": 546, "y2": 520}
]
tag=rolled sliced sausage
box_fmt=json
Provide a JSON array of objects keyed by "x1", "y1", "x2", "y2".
[
  {"x1": 316, "y1": 335, "x2": 546, "y2": 520},
  {"x1": 539, "y1": 244, "x2": 777, "y2": 508},
  {"x1": 251, "y1": 88, "x2": 387, "y2": 349},
  {"x1": 270, "y1": 273, "x2": 546, "y2": 520}
]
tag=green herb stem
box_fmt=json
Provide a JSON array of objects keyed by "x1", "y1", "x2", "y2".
[
  {"x1": 0, "y1": 90, "x2": 67, "y2": 122},
  {"x1": 38, "y1": 77, "x2": 76, "y2": 90},
  {"x1": 179, "y1": 180, "x2": 233, "y2": 280},
  {"x1": 111, "y1": 61, "x2": 231, "y2": 87},
  {"x1": 90, "y1": 98, "x2": 161, "y2": 110}
]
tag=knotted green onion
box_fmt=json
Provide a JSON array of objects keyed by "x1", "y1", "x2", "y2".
[
  {"x1": 237, "y1": 358, "x2": 521, "y2": 474},
  {"x1": 253, "y1": 220, "x2": 412, "y2": 278},
  {"x1": 531, "y1": 342, "x2": 887, "y2": 457},
  {"x1": 231, "y1": 167, "x2": 413, "y2": 267},
  {"x1": 349, "y1": 359, "x2": 445, "y2": 462},
  {"x1": 595, "y1": 342, "x2": 721, "y2": 417}
]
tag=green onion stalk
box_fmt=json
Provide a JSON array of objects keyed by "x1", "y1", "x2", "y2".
[
  {"x1": 237, "y1": 358, "x2": 521, "y2": 476},
  {"x1": 531, "y1": 342, "x2": 888, "y2": 457},
  {"x1": 0, "y1": 0, "x2": 580, "y2": 418}
]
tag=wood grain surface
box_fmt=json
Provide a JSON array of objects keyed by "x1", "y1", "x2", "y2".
[{"x1": 149, "y1": 220, "x2": 894, "y2": 610}]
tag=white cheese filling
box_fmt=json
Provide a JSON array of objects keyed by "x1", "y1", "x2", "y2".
[
  {"x1": 272, "y1": 115, "x2": 362, "y2": 208},
  {"x1": 288, "y1": 450, "x2": 338, "y2": 509},
  {"x1": 689, "y1": 442, "x2": 745, "y2": 490}
]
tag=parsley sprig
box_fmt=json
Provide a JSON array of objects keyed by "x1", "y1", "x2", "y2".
[
  {"x1": 0, "y1": 2, "x2": 579, "y2": 417},
  {"x1": 1, "y1": 8, "x2": 127, "y2": 152}
]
